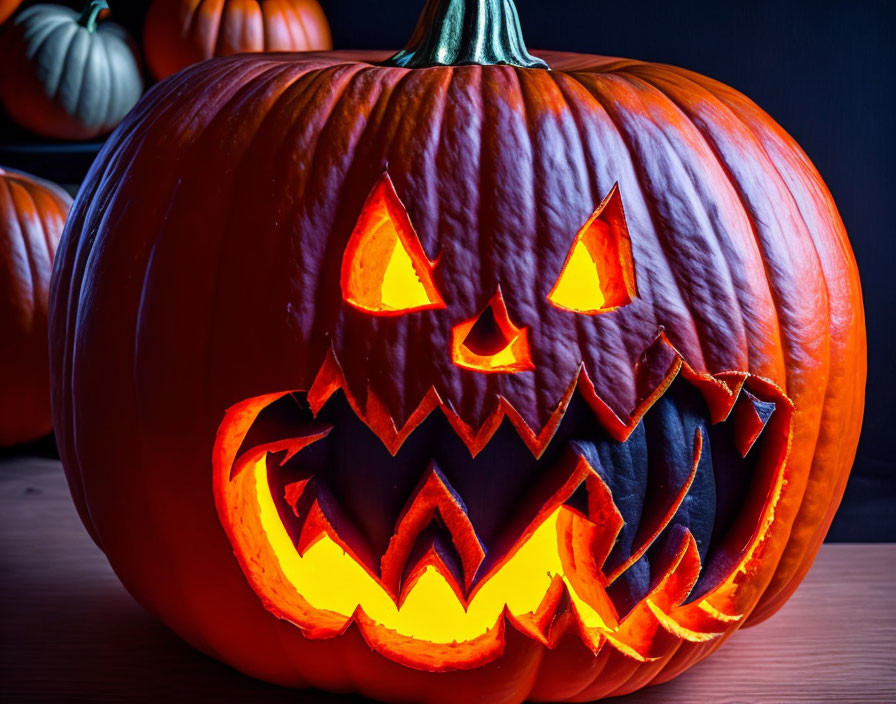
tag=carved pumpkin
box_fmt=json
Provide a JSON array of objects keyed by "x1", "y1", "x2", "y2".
[
  {"x1": 1, "y1": 167, "x2": 70, "y2": 448},
  {"x1": 50, "y1": 0, "x2": 866, "y2": 701},
  {"x1": 0, "y1": 0, "x2": 22, "y2": 26},
  {"x1": 143, "y1": 0, "x2": 332, "y2": 81},
  {"x1": 0, "y1": 1, "x2": 142, "y2": 140}
]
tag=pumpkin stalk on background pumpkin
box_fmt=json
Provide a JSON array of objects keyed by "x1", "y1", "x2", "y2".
[
  {"x1": 387, "y1": 0, "x2": 548, "y2": 69},
  {"x1": 76, "y1": 0, "x2": 108, "y2": 33}
]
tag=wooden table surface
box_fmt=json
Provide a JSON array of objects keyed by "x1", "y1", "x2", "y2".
[{"x1": 2, "y1": 457, "x2": 894, "y2": 703}]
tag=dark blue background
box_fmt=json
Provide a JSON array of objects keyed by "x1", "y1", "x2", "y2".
[{"x1": 2, "y1": 0, "x2": 893, "y2": 540}]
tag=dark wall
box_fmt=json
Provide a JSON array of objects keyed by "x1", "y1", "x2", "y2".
[{"x1": 3, "y1": 0, "x2": 893, "y2": 540}]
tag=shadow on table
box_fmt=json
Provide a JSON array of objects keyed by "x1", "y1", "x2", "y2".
[
  {"x1": 0, "y1": 433, "x2": 60, "y2": 462},
  {"x1": 1, "y1": 577, "x2": 371, "y2": 703},
  {"x1": 0, "y1": 458, "x2": 709, "y2": 703},
  {"x1": 1, "y1": 566, "x2": 682, "y2": 703}
]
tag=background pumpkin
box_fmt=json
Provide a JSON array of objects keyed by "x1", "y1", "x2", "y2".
[
  {"x1": 0, "y1": 0, "x2": 22, "y2": 25},
  {"x1": 1, "y1": 166, "x2": 70, "y2": 448},
  {"x1": 143, "y1": 0, "x2": 332, "y2": 80},
  {"x1": 0, "y1": 0, "x2": 143, "y2": 140},
  {"x1": 49, "y1": 0, "x2": 865, "y2": 701}
]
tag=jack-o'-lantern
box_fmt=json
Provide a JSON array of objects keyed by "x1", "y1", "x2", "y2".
[
  {"x1": 1, "y1": 167, "x2": 71, "y2": 447},
  {"x1": 50, "y1": 0, "x2": 865, "y2": 701}
]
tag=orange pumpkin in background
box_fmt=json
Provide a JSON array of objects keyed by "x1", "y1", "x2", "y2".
[
  {"x1": 0, "y1": 0, "x2": 22, "y2": 25},
  {"x1": 1, "y1": 167, "x2": 71, "y2": 448},
  {"x1": 143, "y1": 0, "x2": 332, "y2": 80},
  {"x1": 50, "y1": 0, "x2": 865, "y2": 701}
]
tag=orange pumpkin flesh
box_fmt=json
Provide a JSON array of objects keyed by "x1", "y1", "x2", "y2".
[
  {"x1": 143, "y1": 0, "x2": 332, "y2": 80},
  {"x1": 0, "y1": 167, "x2": 70, "y2": 448},
  {"x1": 213, "y1": 338, "x2": 794, "y2": 673},
  {"x1": 50, "y1": 0, "x2": 865, "y2": 701}
]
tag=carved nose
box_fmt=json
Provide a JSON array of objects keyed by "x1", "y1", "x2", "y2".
[{"x1": 451, "y1": 290, "x2": 535, "y2": 374}]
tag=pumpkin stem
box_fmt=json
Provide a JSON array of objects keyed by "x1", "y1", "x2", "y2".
[
  {"x1": 77, "y1": 0, "x2": 109, "y2": 33},
  {"x1": 386, "y1": 0, "x2": 548, "y2": 70}
]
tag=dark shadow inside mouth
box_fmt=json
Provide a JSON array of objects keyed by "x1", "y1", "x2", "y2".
[{"x1": 237, "y1": 376, "x2": 780, "y2": 617}]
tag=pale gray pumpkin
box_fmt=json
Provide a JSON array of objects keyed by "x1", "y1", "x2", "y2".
[{"x1": 0, "y1": 0, "x2": 142, "y2": 140}]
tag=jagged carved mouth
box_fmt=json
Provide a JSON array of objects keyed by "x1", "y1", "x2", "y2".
[{"x1": 213, "y1": 338, "x2": 792, "y2": 671}]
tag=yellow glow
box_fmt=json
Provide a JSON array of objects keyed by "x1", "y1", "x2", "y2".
[
  {"x1": 450, "y1": 293, "x2": 535, "y2": 374},
  {"x1": 380, "y1": 230, "x2": 431, "y2": 311},
  {"x1": 341, "y1": 176, "x2": 445, "y2": 315},
  {"x1": 212, "y1": 375, "x2": 790, "y2": 669},
  {"x1": 253, "y1": 457, "x2": 609, "y2": 643},
  {"x1": 479, "y1": 334, "x2": 526, "y2": 370},
  {"x1": 548, "y1": 235, "x2": 607, "y2": 313},
  {"x1": 453, "y1": 330, "x2": 533, "y2": 374}
]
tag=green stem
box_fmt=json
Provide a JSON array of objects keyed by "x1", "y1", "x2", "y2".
[
  {"x1": 386, "y1": 0, "x2": 548, "y2": 70},
  {"x1": 77, "y1": 0, "x2": 109, "y2": 33}
]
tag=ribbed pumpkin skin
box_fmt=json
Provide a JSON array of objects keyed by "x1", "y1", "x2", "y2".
[
  {"x1": 143, "y1": 0, "x2": 331, "y2": 80},
  {"x1": 1, "y1": 167, "x2": 70, "y2": 448},
  {"x1": 0, "y1": 5, "x2": 143, "y2": 140},
  {"x1": 50, "y1": 52, "x2": 865, "y2": 702},
  {"x1": 0, "y1": 0, "x2": 22, "y2": 26}
]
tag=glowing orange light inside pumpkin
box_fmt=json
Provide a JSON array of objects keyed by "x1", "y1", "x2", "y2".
[
  {"x1": 548, "y1": 184, "x2": 637, "y2": 314},
  {"x1": 342, "y1": 174, "x2": 445, "y2": 315},
  {"x1": 213, "y1": 369, "x2": 793, "y2": 671},
  {"x1": 222, "y1": 451, "x2": 748, "y2": 667},
  {"x1": 255, "y1": 455, "x2": 584, "y2": 643},
  {"x1": 451, "y1": 290, "x2": 535, "y2": 373}
]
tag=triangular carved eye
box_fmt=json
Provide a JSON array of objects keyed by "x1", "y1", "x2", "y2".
[
  {"x1": 342, "y1": 174, "x2": 445, "y2": 316},
  {"x1": 548, "y1": 185, "x2": 637, "y2": 314}
]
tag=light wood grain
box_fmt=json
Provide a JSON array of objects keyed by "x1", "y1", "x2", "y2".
[{"x1": 1, "y1": 458, "x2": 894, "y2": 703}]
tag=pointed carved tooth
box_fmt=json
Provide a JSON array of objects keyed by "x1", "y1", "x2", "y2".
[
  {"x1": 231, "y1": 426, "x2": 332, "y2": 480},
  {"x1": 398, "y1": 523, "x2": 467, "y2": 607},
  {"x1": 531, "y1": 578, "x2": 582, "y2": 649},
  {"x1": 500, "y1": 374, "x2": 579, "y2": 459},
  {"x1": 307, "y1": 348, "x2": 345, "y2": 416},
  {"x1": 634, "y1": 332, "x2": 683, "y2": 404},
  {"x1": 506, "y1": 577, "x2": 584, "y2": 650},
  {"x1": 478, "y1": 448, "x2": 624, "y2": 591},
  {"x1": 606, "y1": 428, "x2": 703, "y2": 584},
  {"x1": 731, "y1": 389, "x2": 776, "y2": 457},
  {"x1": 640, "y1": 527, "x2": 729, "y2": 643},
  {"x1": 381, "y1": 463, "x2": 485, "y2": 598},
  {"x1": 506, "y1": 575, "x2": 571, "y2": 647},
  {"x1": 283, "y1": 478, "x2": 382, "y2": 589},
  {"x1": 646, "y1": 526, "x2": 703, "y2": 612},
  {"x1": 544, "y1": 585, "x2": 580, "y2": 649},
  {"x1": 294, "y1": 498, "x2": 337, "y2": 557},
  {"x1": 362, "y1": 385, "x2": 403, "y2": 456},
  {"x1": 301, "y1": 328, "x2": 776, "y2": 463},
  {"x1": 608, "y1": 527, "x2": 709, "y2": 657},
  {"x1": 554, "y1": 459, "x2": 625, "y2": 631},
  {"x1": 284, "y1": 478, "x2": 312, "y2": 514},
  {"x1": 558, "y1": 449, "x2": 625, "y2": 576},
  {"x1": 387, "y1": 388, "x2": 443, "y2": 457},
  {"x1": 229, "y1": 389, "x2": 332, "y2": 479},
  {"x1": 441, "y1": 403, "x2": 506, "y2": 458}
]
